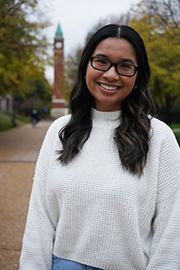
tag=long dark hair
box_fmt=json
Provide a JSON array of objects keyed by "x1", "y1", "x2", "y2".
[{"x1": 58, "y1": 24, "x2": 155, "y2": 176}]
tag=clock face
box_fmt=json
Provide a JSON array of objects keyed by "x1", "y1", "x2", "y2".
[{"x1": 56, "y1": 42, "x2": 62, "y2": 49}]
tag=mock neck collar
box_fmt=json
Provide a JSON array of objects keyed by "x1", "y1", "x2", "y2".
[{"x1": 91, "y1": 108, "x2": 121, "y2": 129}]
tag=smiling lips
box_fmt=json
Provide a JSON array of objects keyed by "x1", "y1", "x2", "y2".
[{"x1": 99, "y1": 83, "x2": 120, "y2": 92}]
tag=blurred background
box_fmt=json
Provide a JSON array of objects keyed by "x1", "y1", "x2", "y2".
[
  {"x1": 0, "y1": 0, "x2": 180, "y2": 143},
  {"x1": 0, "y1": 2, "x2": 180, "y2": 269}
]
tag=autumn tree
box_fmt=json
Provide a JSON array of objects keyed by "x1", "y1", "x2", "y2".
[
  {"x1": 19, "y1": 72, "x2": 52, "y2": 117},
  {"x1": 0, "y1": 0, "x2": 51, "y2": 95},
  {"x1": 131, "y1": 0, "x2": 180, "y2": 123},
  {"x1": 0, "y1": 0, "x2": 52, "y2": 124},
  {"x1": 134, "y1": 0, "x2": 180, "y2": 29},
  {"x1": 63, "y1": 45, "x2": 84, "y2": 103}
]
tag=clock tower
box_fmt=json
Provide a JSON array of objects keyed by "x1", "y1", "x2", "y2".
[{"x1": 51, "y1": 23, "x2": 66, "y2": 118}]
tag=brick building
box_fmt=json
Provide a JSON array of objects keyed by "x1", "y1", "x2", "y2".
[
  {"x1": 51, "y1": 23, "x2": 66, "y2": 118},
  {"x1": 0, "y1": 95, "x2": 13, "y2": 112}
]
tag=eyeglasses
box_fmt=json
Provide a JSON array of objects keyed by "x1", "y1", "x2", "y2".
[{"x1": 89, "y1": 56, "x2": 139, "y2": 77}]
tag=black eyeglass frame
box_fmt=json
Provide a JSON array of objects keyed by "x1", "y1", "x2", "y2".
[{"x1": 89, "y1": 56, "x2": 139, "y2": 77}]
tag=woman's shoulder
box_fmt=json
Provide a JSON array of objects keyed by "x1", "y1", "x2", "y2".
[
  {"x1": 45, "y1": 114, "x2": 71, "y2": 138},
  {"x1": 150, "y1": 116, "x2": 179, "y2": 147},
  {"x1": 51, "y1": 114, "x2": 71, "y2": 128},
  {"x1": 150, "y1": 117, "x2": 173, "y2": 134}
]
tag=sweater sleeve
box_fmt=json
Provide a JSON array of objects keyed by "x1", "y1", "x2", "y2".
[
  {"x1": 147, "y1": 127, "x2": 180, "y2": 269},
  {"x1": 19, "y1": 119, "x2": 64, "y2": 270}
]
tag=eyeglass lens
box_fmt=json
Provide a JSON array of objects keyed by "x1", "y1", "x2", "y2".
[{"x1": 92, "y1": 57, "x2": 136, "y2": 76}]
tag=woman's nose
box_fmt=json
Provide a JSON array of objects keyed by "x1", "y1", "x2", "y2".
[{"x1": 102, "y1": 66, "x2": 119, "y2": 80}]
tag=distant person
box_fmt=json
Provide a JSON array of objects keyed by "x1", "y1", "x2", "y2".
[
  {"x1": 19, "y1": 24, "x2": 180, "y2": 270},
  {"x1": 31, "y1": 109, "x2": 40, "y2": 127}
]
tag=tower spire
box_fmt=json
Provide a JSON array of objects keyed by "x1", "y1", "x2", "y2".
[
  {"x1": 55, "y1": 23, "x2": 63, "y2": 38},
  {"x1": 51, "y1": 23, "x2": 66, "y2": 118}
]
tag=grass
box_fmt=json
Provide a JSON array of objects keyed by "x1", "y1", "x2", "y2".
[
  {"x1": 170, "y1": 123, "x2": 180, "y2": 145},
  {"x1": 174, "y1": 132, "x2": 180, "y2": 145},
  {"x1": 170, "y1": 123, "x2": 180, "y2": 129},
  {"x1": 0, "y1": 111, "x2": 30, "y2": 132}
]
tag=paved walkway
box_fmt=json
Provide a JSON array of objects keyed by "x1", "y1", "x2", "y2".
[
  {"x1": 173, "y1": 128, "x2": 180, "y2": 132},
  {"x1": 0, "y1": 121, "x2": 179, "y2": 270},
  {"x1": 0, "y1": 121, "x2": 52, "y2": 270}
]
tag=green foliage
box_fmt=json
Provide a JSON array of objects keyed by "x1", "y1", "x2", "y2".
[
  {"x1": 130, "y1": 2, "x2": 180, "y2": 123},
  {"x1": 0, "y1": 0, "x2": 51, "y2": 97},
  {"x1": 63, "y1": 45, "x2": 84, "y2": 102},
  {"x1": 19, "y1": 72, "x2": 52, "y2": 116}
]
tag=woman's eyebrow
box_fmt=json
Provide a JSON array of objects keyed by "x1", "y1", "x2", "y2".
[
  {"x1": 121, "y1": 58, "x2": 135, "y2": 64},
  {"x1": 93, "y1": 54, "x2": 135, "y2": 64},
  {"x1": 93, "y1": 53, "x2": 109, "y2": 59}
]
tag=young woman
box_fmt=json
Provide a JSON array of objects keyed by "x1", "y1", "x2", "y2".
[{"x1": 19, "y1": 24, "x2": 180, "y2": 270}]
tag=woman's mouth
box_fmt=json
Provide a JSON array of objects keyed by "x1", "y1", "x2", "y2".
[{"x1": 99, "y1": 83, "x2": 120, "y2": 92}]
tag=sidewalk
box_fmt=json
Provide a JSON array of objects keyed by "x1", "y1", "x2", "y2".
[{"x1": 0, "y1": 121, "x2": 52, "y2": 270}]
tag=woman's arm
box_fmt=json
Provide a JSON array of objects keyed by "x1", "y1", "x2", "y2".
[
  {"x1": 147, "y1": 128, "x2": 180, "y2": 269},
  {"x1": 19, "y1": 118, "x2": 67, "y2": 270}
]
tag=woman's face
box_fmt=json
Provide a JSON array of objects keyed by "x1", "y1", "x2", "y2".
[{"x1": 85, "y1": 37, "x2": 138, "y2": 111}]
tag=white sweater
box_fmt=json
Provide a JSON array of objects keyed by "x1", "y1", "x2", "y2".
[{"x1": 19, "y1": 109, "x2": 180, "y2": 270}]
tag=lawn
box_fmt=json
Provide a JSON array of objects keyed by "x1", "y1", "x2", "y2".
[
  {"x1": 170, "y1": 123, "x2": 180, "y2": 129},
  {"x1": 171, "y1": 124, "x2": 180, "y2": 145},
  {"x1": 170, "y1": 124, "x2": 180, "y2": 146},
  {"x1": 174, "y1": 132, "x2": 180, "y2": 145},
  {"x1": 0, "y1": 112, "x2": 30, "y2": 132}
]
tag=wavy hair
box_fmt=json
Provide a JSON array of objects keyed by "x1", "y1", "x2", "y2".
[{"x1": 58, "y1": 24, "x2": 155, "y2": 176}]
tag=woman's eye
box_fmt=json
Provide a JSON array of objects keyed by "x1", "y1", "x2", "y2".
[
  {"x1": 97, "y1": 59, "x2": 107, "y2": 64},
  {"x1": 120, "y1": 64, "x2": 131, "y2": 69}
]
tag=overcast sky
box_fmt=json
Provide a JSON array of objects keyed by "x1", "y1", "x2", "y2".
[{"x1": 42, "y1": 0, "x2": 140, "y2": 82}]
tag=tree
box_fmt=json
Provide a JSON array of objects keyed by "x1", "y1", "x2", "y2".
[
  {"x1": 0, "y1": 0, "x2": 51, "y2": 97},
  {"x1": 131, "y1": 0, "x2": 180, "y2": 123},
  {"x1": 19, "y1": 72, "x2": 52, "y2": 117},
  {"x1": 133, "y1": 0, "x2": 180, "y2": 29},
  {"x1": 63, "y1": 45, "x2": 84, "y2": 103},
  {"x1": 0, "y1": 0, "x2": 52, "y2": 125}
]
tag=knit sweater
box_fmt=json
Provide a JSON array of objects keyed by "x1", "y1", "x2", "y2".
[{"x1": 19, "y1": 109, "x2": 180, "y2": 270}]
